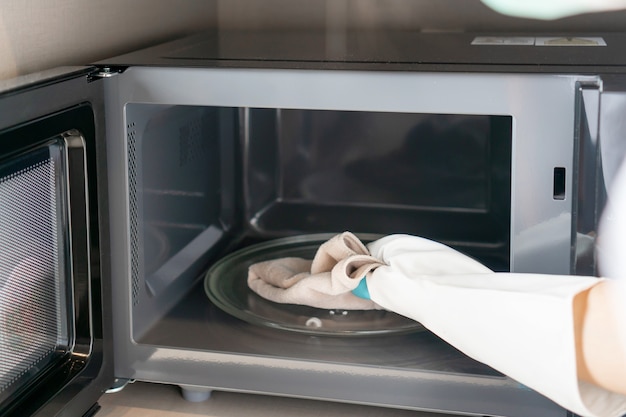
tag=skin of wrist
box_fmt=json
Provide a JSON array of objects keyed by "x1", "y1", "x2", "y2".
[{"x1": 575, "y1": 280, "x2": 626, "y2": 396}]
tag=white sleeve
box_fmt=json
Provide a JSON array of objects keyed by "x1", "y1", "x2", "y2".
[{"x1": 366, "y1": 234, "x2": 626, "y2": 417}]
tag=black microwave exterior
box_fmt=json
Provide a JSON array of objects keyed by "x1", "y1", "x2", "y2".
[
  {"x1": 96, "y1": 30, "x2": 626, "y2": 74},
  {"x1": 0, "y1": 68, "x2": 114, "y2": 417}
]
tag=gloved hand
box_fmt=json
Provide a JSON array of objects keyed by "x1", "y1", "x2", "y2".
[
  {"x1": 363, "y1": 234, "x2": 624, "y2": 417},
  {"x1": 480, "y1": 0, "x2": 626, "y2": 19}
]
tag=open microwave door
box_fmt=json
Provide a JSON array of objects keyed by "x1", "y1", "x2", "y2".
[{"x1": 0, "y1": 67, "x2": 113, "y2": 417}]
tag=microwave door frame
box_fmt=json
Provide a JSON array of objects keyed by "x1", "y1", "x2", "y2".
[{"x1": 0, "y1": 67, "x2": 114, "y2": 417}]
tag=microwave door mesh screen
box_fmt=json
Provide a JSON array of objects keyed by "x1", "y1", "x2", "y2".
[{"x1": 0, "y1": 143, "x2": 70, "y2": 403}]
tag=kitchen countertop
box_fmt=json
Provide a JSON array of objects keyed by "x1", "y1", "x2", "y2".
[{"x1": 97, "y1": 381, "x2": 456, "y2": 417}]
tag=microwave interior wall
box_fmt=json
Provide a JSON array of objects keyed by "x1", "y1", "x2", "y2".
[
  {"x1": 127, "y1": 103, "x2": 512, "y2": 337},
  {"x1": 105, "y1": 67, "x2": 585, "y2": 413}
]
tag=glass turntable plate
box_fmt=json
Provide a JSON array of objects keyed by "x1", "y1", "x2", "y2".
[{"x1": 204, "y1": 234, "x2": 424, "y2": 336}]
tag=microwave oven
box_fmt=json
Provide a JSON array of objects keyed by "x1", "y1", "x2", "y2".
[{"x1": 1, "y1": 30, "x2": 625, "y2": 417}]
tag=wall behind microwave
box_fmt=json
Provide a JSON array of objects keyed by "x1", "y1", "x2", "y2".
[
  {"x1": 3, "y1": 0, "x2": 626, "y2": 81},
  {"x1": 0, "y1": 0, "x2": 216, "y2": 80},
  {"x1": 217, "y1": 0, "x2": 626, "y2": 32}
]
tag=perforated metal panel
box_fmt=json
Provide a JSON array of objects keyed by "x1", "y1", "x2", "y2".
[
  {"x1": 0, "y1": 142, "x2": 70, "y2": 403},
  {"x1": 127, "y1": 122, "x2": 141, "y2": 306}
]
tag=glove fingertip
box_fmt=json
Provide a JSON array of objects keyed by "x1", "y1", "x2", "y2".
[{"x1": 351, "y1": 278, "x2": 371, "y2": 300}]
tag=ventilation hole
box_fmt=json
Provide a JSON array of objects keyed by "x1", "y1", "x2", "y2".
[{"x1": 127, "y1": 127, "x2": 141, "y2": 306}]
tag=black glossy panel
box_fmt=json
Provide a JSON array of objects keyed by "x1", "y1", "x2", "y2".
[
  {"x1": 245, "y1": 109, "x2": 512, "y2": 270},
  {"x1": 98, "y1": 31, "x2": 626, "y2": 71},
  {"x1": 0, "y1": 103, "x2": 110, "y2": 417}
]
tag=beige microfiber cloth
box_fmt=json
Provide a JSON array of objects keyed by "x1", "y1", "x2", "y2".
[{"x1": 247, "y1": 232, "x2": 383, "y2": 310}]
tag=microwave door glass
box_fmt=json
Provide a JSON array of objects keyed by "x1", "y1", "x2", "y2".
[{"x1": 0, "y1": 140, "x2": 72, "y2": 405}]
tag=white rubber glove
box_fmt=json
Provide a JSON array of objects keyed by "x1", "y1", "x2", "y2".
[
  {"x1": 481, "y1": 0, "x2": 626, "y2": 19},
  {"x1": 365, "y1": 235, "x2": 626, "y2": 417}
]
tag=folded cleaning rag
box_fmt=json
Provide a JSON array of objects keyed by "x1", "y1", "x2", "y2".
[
  {"x1": 247, "y1": 232, "x2": 383, "y2": 310},
  {"x1": 248, "y1": 232, "x2": 626, "y2": 417}
]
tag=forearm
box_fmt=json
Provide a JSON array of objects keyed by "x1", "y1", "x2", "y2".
[{"x1": 575, "y1": 280, "x2": 626, "y2": 396}]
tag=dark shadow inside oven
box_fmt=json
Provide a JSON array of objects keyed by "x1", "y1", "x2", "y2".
[{"x1": 245, "y1": 108, "x2": 512, "y2": 271}]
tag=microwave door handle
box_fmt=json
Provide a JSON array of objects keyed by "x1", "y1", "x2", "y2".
[
  {"x1": 62, "y1": 129, "x2": 93, "y2": 356},
  {"x1": 574, "y1": 84, "x2": 603, "y2": 276}
]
